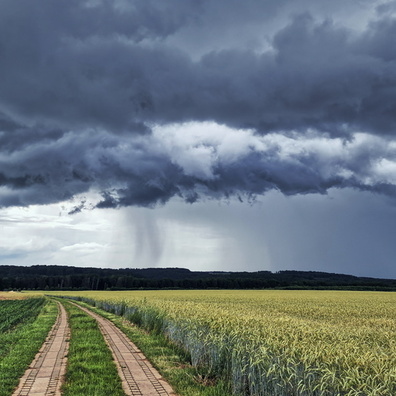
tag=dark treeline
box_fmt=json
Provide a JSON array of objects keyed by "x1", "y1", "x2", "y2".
[{"x1": 1, "y1": 265, "x2": 396, "y2": 291}]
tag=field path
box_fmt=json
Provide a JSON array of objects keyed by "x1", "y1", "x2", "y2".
[
  {"x1": 12, "y1": 301, "x2": 70, "y2": 396},
  {"x1": 71, "y1": 302, "x2": 176, "y2": 396}
]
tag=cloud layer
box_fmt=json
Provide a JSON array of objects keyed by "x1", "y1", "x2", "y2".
[{"x1": 1, "y1": 0, "x2": 396, "y2": 208}]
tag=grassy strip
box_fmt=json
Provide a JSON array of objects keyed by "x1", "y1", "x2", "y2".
[
  {"x1": 61, "y1": 301, "x2": 125, "y2": 396},
  {"x1": 0, "y1": 299, "x2": 58, "y2": 396},
  {"x1": 68, "y1": 300, "x2": 231, "y2": 396}
]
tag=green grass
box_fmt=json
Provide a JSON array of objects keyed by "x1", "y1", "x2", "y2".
[
  {"x1": 61, "y1": 301, "x2": 126, "y2": 396},
  {"x1": 68, "y1": 300, "x2": 231, "y2": 396},
  {"x1": 0, "y1": 298, "x2": 44, "y2": 333},
  {"x1": 0, "y1": 298, "x2": 58, "y2": 396}
]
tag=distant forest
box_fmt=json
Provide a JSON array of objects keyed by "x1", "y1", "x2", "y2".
[{"x1": 1, "y1": 265, "x2": 396, "y2": 291}]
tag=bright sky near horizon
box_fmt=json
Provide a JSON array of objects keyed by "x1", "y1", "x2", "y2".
[{"x1": 1, "y1": 0, "x2": 396, "y2": 278}]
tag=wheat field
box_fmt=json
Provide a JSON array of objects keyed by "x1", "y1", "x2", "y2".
[{"x1": 52, "y1": 290, "x2": 396, "y2": 395}]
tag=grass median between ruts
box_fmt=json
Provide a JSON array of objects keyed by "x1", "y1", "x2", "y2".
[
  {"x1": 61, "y1": 300, "x2": 126, "y2": 396},
  {"x1": 0, "y1": 298, "x2": 58, "y2": 396},
  {"x1": 67, "y1": 300, "x2": 230, "y2": 396}
]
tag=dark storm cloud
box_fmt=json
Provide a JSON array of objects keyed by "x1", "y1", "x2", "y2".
[
  {"x1": 1, "y1": 0, "x2": 395, "y2": 133},
  {"x1": 1, "y1": 124, "x2": 395, "y2": 209},
  {"x1": 1, "y1": 0, "x2": 396, "y2": 208}
]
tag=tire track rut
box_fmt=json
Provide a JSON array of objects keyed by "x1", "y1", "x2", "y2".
[
  {"x1": 12, "y1": 301, "x2": 69, "y2": 396},
  {"x1": 71, "y1": 302, "x2": 176, "y2": 396}
]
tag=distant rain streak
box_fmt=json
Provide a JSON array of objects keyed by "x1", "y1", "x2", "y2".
[{"x1": 1, "y1": 0, "x2": 396, "y2": 278}]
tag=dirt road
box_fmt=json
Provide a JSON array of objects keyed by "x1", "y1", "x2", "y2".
[
  {"x1": 12, "y1": 302, "x2": 69, "y2": 396},
  {"x1": 71, "y1": 302, "x2": 176, "y2": 396}
]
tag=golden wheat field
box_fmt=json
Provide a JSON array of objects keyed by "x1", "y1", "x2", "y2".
[
  {"x1": 0, "y1": 291, "x2": 26, "y2": 300},
  {"x1": 51, "y1": 290, "x2": 396, "y2": 395}
]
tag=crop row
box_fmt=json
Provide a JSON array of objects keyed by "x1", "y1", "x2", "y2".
[
  {"x1": 0, "y1": 298, "x2": 45, "y2": 333},
  {"x1": 0, "y1": 298, "x2": 57, "y2": 396},
  {"x1": 57, "y1": 290, "x2": 396, "y2": 396}
]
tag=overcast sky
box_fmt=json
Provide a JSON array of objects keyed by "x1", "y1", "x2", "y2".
[{"x1": 1, "y1": 0, "x2": 396, "y2": 278}]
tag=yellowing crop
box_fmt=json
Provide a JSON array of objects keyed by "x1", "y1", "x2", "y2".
[{"x1": 53, "y1": 290, "x2": 396, "y2": 395}]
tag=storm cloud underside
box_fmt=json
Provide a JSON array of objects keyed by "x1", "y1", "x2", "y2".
[{"x1": 1, "y1": 0, "x2": 396, "y2": 209}]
